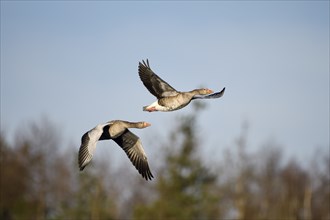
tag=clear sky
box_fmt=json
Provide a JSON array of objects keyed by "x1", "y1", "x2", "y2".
[{"x1": 1, "y1": 1, "x2": 329, "y2": 165}]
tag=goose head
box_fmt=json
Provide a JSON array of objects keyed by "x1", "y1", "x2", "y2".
[
  {"x1": 196, "y1": 88, "x2": 213, "y2": 95},
  {"x1": 135, "y1": 121, "x2": 151, "y2": 128},
  {"x1": 141, "y1": 122, "x2": 151, "y2": 128}
]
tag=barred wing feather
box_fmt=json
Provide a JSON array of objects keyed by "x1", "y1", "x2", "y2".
[
  {"x1": 139, "y1": 59, "x2": 179, "y2": 99},
  {"x1": 113, "y1": 129, "x2": 154, "y2": 180},
  {"x1": 78, "y1": 132, "x2": 96, "y2": 170}
]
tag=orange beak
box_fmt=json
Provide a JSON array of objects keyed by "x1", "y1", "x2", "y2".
[
  {"x1": 207, "y1": 89, "x2": 213, "y2": 94},
  {"x1": 144, "y1": 122, "x2": 151, "y2": 127}
]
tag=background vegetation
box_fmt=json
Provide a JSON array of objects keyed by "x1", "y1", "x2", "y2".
[{"x1": 1, "y1": 105, "x2": 329, "y2": 220}]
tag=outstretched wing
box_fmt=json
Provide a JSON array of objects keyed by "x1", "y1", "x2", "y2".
[
  {"x1": 139, "y1": 59, "x2": 179, "y2": 99},
  {"x1": 193, "y1": 87, "x2": 226, "y2": 100},
  {"x1": 78, "y1": 131, "x2": 98, "y2": 170},
  {"x1": 113, "y1": 129, "x2": 154, "y2": 181},
  {"x1": 78, "y1": 124, "x2": 108, "y2": 171}
]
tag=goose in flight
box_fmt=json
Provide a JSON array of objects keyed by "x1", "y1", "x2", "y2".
[
  {"x1": 138, "y1": 59, "x2": 225, "y2": 112},
  {"x1": 78, "y1": 120, "x2": 153, "y2": 180}
]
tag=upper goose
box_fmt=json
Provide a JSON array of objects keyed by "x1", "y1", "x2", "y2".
[
  {"x1": 78, "y1": 120, "x2": 153, "y2": 181},
  {"x1": 138, "y1": 59, "x2": 225, "y2": 112}
]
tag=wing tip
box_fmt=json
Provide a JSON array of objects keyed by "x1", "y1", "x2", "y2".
[
  {"x1": 139, "y1": 59, "x2": 150, "y2": 69},
  {"x1": 142, "y1": 169, "x2": 154, "y2": 181},
  {"x1": 79, "y1": 164, "x2": 85, "y2": 171},
  {"x1": 219, "y1": 87, "x2": 225, "y2": 96}
]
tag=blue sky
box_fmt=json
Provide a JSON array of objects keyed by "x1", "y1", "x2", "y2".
[{"x1": 1, "y1": 1, "x2": 329, "y2": 166}]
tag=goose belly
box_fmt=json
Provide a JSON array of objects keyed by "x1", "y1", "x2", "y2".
[{"x1": 159, "y1": 96, "x2": 191, "y2": 111}]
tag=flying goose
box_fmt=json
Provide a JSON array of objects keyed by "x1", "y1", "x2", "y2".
[
  {"x1": 138, "y1": 59, "x2": 225, "y2": 112},
  {"x1": 78, "y1": 120, "x2": 153, "y2": 180}
]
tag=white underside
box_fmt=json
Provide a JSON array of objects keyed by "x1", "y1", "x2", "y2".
[{"x1": 144, "y1": 100, "x2": 171, "y2": 112}]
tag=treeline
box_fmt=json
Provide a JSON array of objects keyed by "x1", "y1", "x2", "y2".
[{"x1": 0, "y1": 108, "x2": 329, "y2": 220}]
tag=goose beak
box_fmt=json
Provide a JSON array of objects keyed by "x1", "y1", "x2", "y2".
[
  {"x1": 144, "y1": 122, "x2": 151, "y2": 127},
  {"x1": 207, "y1": 89, "x2": 213, "y2": 94}
]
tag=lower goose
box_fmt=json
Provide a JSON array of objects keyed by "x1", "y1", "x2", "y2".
[{"x1": 78, "y1": 120, "x2": 153, "y2": 181}]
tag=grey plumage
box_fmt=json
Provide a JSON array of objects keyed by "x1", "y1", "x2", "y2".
[
  {"x1": 113, "y1": 130, "x2": 153, "y2": 180},
  {"x1": 139, "y1": 59, "x2": 179, "y2": 98},
  {"x1": 78, "y1": 120, "x2": 153, "y2": 181},
  {"x1": 138, "y1": 59, "x2": 226, "y2": 112},
  {"x1": 79, "y1": 132, "x2": 92, "y2": 171}
]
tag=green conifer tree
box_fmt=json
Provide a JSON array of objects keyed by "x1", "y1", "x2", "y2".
[{"x1": 134, "y1": 103, "x2": 221, "y2": 220}]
